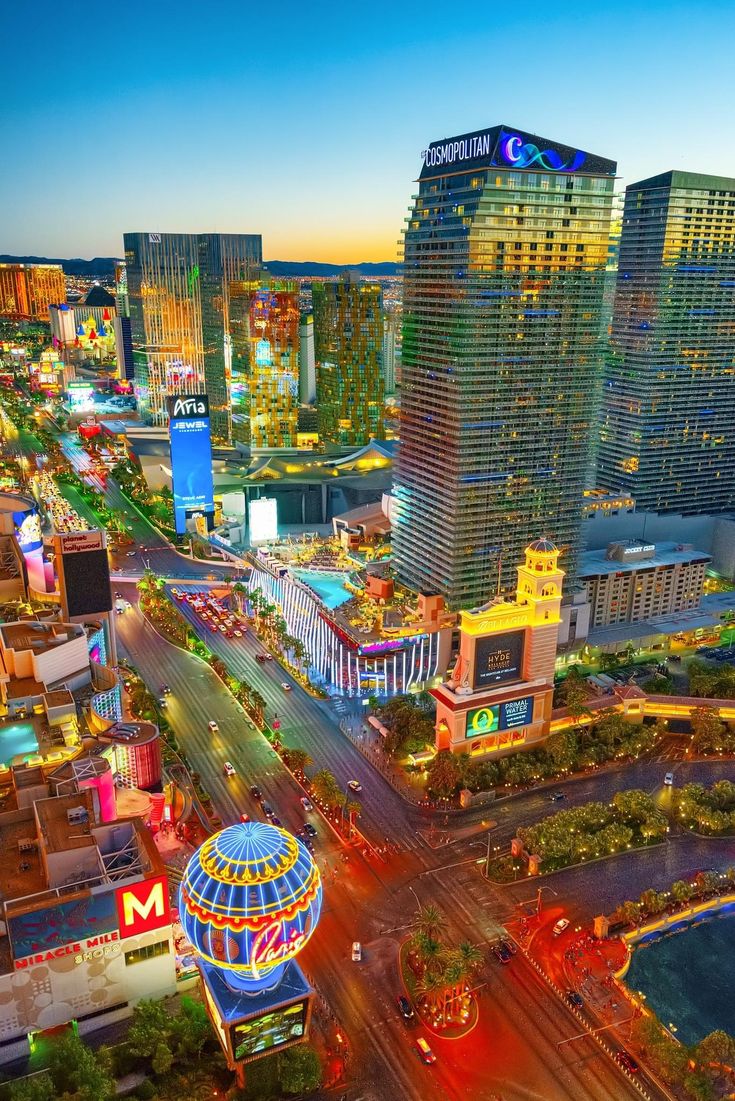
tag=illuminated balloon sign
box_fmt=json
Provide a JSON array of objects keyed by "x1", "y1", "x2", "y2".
[{"x1": 179, "y1": 821, "x2": 322, "y2": 992}]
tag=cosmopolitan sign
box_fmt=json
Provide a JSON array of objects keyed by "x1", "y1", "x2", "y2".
[{"x1": 420, "y1": 126, "x2": 615, "y2": 179}]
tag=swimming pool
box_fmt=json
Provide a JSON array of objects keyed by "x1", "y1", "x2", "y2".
[
  {"x1": 625, "y1": 906, "x2": 735, "y2": 1044},
  {"x1": 0, "y1": 721, "x2": 39, "y2": 768},
  {"x1": 292, "y1": 569, "x2": 351, "y2": 610}
]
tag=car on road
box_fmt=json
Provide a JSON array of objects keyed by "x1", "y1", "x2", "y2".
[
  {"x1": 565, "y1": 990, "x2": 584, "y2": 1008},
  {"x1": 302, "y1": 822, "x2": 317, "y2": 837},
  {"x1": 239, "y1": 812, "x2": 250, "y2": 822},
  {"x1": 301, "y1": 836, "x2": 314, "y2": 853},
  {"x1": 499, "y1": 938, "x2": 516, "y2": 956},
  {"x1": 664, "y1": 771, "x2": 674, "y2": 785},
  {"x1": 550, "y1": 791, "x2": 565, "y2": 801},
  {"x1": 397, "y1": 996, "x2": 414, "y2": 1020},
  {"x1": 263, "y1": 803, "x2": 274, "y2": 818},
  {"x1": 281, "y1": 682, "x2": 292, "y2": 691},
  {"x1": 234, "y1": 629, "x2": 243, "y2": 638},
  {"x1": 300, "y1": 797, "x2": 314, "y2": 812},
  {"x1": 491, "y1": 943, "x2": 512, "y2": 964},
  {"x1": 415, "y1": 1037, "x2": 436, "y2": 1065},
  {"x1": 250, "y1": 786, "x2": 262, "y2": 800},
  {"x1": 271, "y1": 815, "x2": 282, "y2": 827},
  {"x1": 126, "y1": 550, "x2": 136, "y2": 557},
  {"x1": 614, "y1": 1051, "x2": 639, "y2": 1074},
  {"x1": 208, "y1": 720, "x2": 219, "y2": 733},
  {"x1": 223, "y1": 761, "x2": 236, "y2": 777},
  {"x1": 160, "y1": 684, "x2": 171, "y2": 695},
  {"x1": 347, "y1": 780, "x2": 363, "y2": 794},
  {"x1": 157, "y1": 697, "x2": 168, "y2": 709},
  {"x1": 552, "y1": 918, "x2": 570, "y2": 936},
  {"x1": 255, "y1": 654, "x2": 267, "y2": 664},
  {"x1": 351, "y1": 941, "x2": 362, "y2": 962}
]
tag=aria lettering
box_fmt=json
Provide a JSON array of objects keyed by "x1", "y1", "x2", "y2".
[{"x1": 172, "y1": 397, "x2": 206, "y2": 418}]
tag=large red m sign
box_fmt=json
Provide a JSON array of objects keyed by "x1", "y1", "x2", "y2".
[{"x1": 116, "y1": 875, "x2": 171, "y2": 938}]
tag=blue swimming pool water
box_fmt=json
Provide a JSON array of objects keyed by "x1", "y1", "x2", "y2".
[
  {"x1": 293, "y1": 569, "x2": 351, "y2": 609},
  {"x1": 625, "y1": 907, "x2": 735, "y2": 1044},
  {"x1": 0, "y1": 722, "x2": 39, "y2": 767}
]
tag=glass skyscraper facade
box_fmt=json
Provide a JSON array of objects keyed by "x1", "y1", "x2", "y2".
[
  {"x1": 247, "y1": 281, "x2": 300, "y2": 448},
  {"x1": 313, "y1": 277, "x2": 385, "y2": 447},
  {"x1": 124, "y1": 232, "x2": 261, "y2": 442},
  {"x1": 598, "y1": 171, "x2": 735, "y2": 514},
  {"x1": 393, "y1": 126, "x2": 616, "y2": 610}
]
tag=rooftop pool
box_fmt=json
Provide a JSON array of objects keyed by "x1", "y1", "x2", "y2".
[
  {"x1": 625, "y1": 905, "x2": 735, "y2": 1044},
  {"x1": 292, "y1": 569, "x2": 352, "y2": 610},
  {"x1": 0, "y1": 721, "x2": 39, "y2": 768}
]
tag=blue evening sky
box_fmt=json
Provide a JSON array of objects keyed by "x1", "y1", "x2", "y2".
[{"x1": 3, "y1": 0, "x2": 734, "y2": 262}]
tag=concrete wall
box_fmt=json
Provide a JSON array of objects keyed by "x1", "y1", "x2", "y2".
[{"x1": 583, "y1": 510, "x2": 735, "y2": 580}]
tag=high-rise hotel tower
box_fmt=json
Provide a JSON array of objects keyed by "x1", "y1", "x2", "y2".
[
  {"x1": 392, "y1": 126, "x2": 616, "y2": 609},
  {"x1": 598, "y1": 171, "x2": 735, "y2": 513},
  {"x1": 124, "y1": 232, "x2": 261, "y2": 443}
]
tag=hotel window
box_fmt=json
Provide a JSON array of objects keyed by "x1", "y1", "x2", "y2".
[{"x1": 125, "y1": 940, "x2": 171, "y2": 966}]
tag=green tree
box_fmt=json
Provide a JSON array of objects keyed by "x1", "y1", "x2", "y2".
[
  {"x1": 282, "y1": 747, "x2": 312, "y2": 774},
  {"x1": 612, "y1": 789, "x2": 656, "y2": 824},
  {"x1": 671, "y1": 879, "x2": 692, "y2": 905},
  {"x1": 414, "y1": 903, "x2": 447, "y2": 942},
  {"x1": 8, "y1": 1076, "x2": 55, "y2": 1101},
  {"x1": 171, "y1": 995, "x2": 211, "y2": 1059},
  {"x1": 277, "y1": 1043, "x2": 322, "y2": 1095},
  {"x1": 545, "y1": 729, "x2": 578, "y2": 771},
  {"x1": 126, "y1": 998, "x2": 170, "y2": 1059},
  {"x1": 151, "y1": 1040, "x2": 174, "y2": 1076},
  {"x1": 426, "y1": 750, "x2": 462, "y2": 798},
  {"x1": 311, "y1": 769, "x2": 342, "y2": 809},
  {"x1": 690, "y1": 706, "x2": 726, "y2": 751},
  {"x1": 46, "y1": 1031, "x2": 115, "y2": 1101}
]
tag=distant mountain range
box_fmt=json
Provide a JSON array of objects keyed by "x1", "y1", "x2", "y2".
[{"x1": 0, "y1": 255, "x2": 400, "y2": 279}]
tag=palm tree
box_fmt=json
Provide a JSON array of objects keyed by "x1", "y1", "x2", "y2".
[
  {"x1": 411, "y1": 932, "x2": 444, "y2": 977},
  {"x1": 344, "y1": 799, "x2": 361, "y2": 836},
  {"x1": 311, "y1": 769, "x2": 341, "y2": 808},
  {"x1": 231, "y1": 581, "x2": 246, "y2": 613},
  {"x1": 416, "y1": 971, "x2": 445, "y2": 1018},
  {"x1": 414, "y1": 904, "x2": 447, "y2": 944},
  {"x1": 283, "y1": 748, "x2": 312, "y2": 775},
  {"x1": 455, "y1": 940, "x2": 483, "y2": 976}
]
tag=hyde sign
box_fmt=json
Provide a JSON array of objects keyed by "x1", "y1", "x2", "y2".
[{"x1": 116, "y1": 875, "x2": 171, "y2": 938}]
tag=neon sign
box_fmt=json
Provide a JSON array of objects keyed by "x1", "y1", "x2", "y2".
[
  {"x1": 249, "y1": 919, "x2": 307, "y2": 979},
  {"x1": 179, "y1": 821, "x2": 322, "y2": 992},
  {"x1": 497, "y1": 131, "x2": 586, "y2": 172}
]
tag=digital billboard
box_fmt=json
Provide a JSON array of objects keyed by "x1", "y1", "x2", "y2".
[
  {"x1": 167, "y1": 395, "x2": 215, "y2": 534},
  {"x1": 472, "y1": 630, "x2": 524, "y2": 690},
  {"x1": 55, "y1": 530, "x2": 112, "y2": 616},
  {"x1": 231, "y1": 999, "x2": 308, "y2": 1062},
  {"x1": 466, "y1": 696, "x2": 533, "y2": 738},
  {"x1": 249, "y1": 497, "x2": 278, "y2": 544}
]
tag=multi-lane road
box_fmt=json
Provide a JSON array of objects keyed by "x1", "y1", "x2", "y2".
[
  {"x1": 116, "y1": 587, "x2": 661, "y2": 1101},
  {"x1": 9, "y1": 409, "x2": 671, "y2": 1099}
]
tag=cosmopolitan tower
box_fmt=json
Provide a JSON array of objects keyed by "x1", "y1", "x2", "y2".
[{"x1": 392, "y1": 126, "x2": 616, "y2": 609}]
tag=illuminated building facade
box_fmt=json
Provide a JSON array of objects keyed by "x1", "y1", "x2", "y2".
[
  {"x1": 432, "y1": 539, "x2": 563, "y2": 758},
  {"x1": 598, "y1": 171, "x2": 735, "y2": 513},
  {"x1": 0, "y1": 263, "x2": 66, "y2": 321},
  {"x1": 393, "y1": 126, "x2": 616, "y2": 609},
  {"x1": 313, "y1": 276, "x2": 384, "y2": 446},
  {"x1": 247, "y1": 282, "x2": 300, "y2": 448},
  {"x1": 0, "y1": 787, "x2": 175, "y2": 1063},
  {"x1": 124, "y1": 232, "x2": 261, "y2": 440},
  {"x1": 180, "y1": 821, "x2": 320, "y2": 1078}
]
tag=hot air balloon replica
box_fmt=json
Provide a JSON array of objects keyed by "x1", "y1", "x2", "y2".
[{"x1": 179, "y1": 820, "x2": 322, "y2": 1077}]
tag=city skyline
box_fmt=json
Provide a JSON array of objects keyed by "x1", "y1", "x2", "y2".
[{"x1": 4, "y1": 1, "x2": 735, "y2": 261}]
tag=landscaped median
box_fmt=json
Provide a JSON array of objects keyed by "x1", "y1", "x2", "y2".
[
  {"x1": 486, "y1": 789, "x2": 669, "y2": 881},
  {"x1": 398, "y1": 905, "x2": 481, "y2": 1040}
]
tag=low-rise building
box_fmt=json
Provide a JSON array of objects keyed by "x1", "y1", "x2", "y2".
[
  {"x1": 580, "y1": 540, "x2": 710, "y2": 630},
  {"x1": 0, "y1": 781, "x2": 175, "y2": 1062}
]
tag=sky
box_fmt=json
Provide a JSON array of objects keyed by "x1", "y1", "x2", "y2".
[{"x1": 3, "y1": 0, "x2": 735, "y2": 264}]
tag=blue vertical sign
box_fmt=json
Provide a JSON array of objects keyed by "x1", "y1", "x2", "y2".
[{"x1": 167, "y1": 394, "x2": 215, "y2": 534}]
